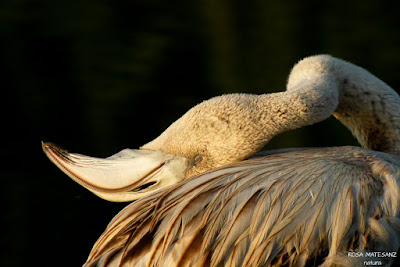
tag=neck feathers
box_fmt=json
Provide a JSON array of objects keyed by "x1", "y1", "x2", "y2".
[
  {"x1": 144, "y1": 55, "x2": 400, "y2": 176},
  {"x1": 295, "y1": 55, "x2": 400, "y2": 152}
]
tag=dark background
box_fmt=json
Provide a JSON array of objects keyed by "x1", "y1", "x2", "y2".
[{"x1": 2, "y1": 1, "x2": 400, "y2": 266}]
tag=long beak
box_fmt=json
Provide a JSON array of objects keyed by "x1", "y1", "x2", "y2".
[{"x1": 42, "y1": 142, "x2": 191, "y2": 202}]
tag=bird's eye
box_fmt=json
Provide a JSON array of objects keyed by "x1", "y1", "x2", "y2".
[{"x1": 194, "y1": 155, "x2": 203, "y2": 165}]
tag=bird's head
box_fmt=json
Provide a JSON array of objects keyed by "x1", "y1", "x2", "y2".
[{"x1": 42, "y1": 94, "x2": 270, "y2": 202}]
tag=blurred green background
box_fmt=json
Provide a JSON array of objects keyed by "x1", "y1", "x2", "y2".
[{"x1": 2, "y1": 0, "x2": 400, "y2": 266}]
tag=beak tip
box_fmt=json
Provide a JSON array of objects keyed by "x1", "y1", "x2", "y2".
[
  {"x1": 41, "y1": 141, "x2": 50, "y2": 153},
  {"x1": 41, "y1": 141, "x2": 56, "y2": 153},
  {"x1": 42, "y1": 142, "x2": 70, "y2": 159},
  {"x1": 41, "y1": 141, "x2": 48, "y2": 149}
]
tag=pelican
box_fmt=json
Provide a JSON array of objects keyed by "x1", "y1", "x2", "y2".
[{"x1": 43, "y1": 55, "x2": 400, "y2": 266}]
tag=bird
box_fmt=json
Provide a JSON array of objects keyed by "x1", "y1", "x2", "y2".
[
  {"x1": 42, "y1": 54, "x2": 338, "y2": 202},
  {"x1": 43, "y1": 55, "x2": 400, "y2": 266}
]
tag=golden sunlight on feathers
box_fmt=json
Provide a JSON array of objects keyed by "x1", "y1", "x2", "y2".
[
  {"x1": 44, "y1": 55, "x2": 400, "y2": 266},
  {"x1": 84, "y1": 148, "x2": 400, "y2": 266}
]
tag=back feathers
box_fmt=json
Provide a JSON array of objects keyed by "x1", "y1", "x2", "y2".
[{"x1": 85, "y1": 147, "x2": 400, "y2": 267}]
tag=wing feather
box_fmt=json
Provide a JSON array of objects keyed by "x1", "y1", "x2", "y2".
[{"x1": 84, "y1": 147, "x2": 400, "y2": 267}]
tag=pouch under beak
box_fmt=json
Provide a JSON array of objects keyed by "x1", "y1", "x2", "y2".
[{"x1": 42, "y1": 142, "x2": 191, "y2": 202}]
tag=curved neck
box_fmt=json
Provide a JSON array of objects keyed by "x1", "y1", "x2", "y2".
[
  {"x1": 291, "y1": 55, "x2": 400, "y2": 153},
  {"x1": 144, "y1": 55, "x2": 400, "y2": 176},
  {"x1": 256, "y1": 77, "x2": 339, "y2": 140},
  {"x1": 143, "y1": 66, "x2": 339, "y2": 170}
]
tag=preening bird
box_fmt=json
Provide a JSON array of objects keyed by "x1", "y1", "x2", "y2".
[{"x1": 43, "y1": 55, "x2": 400, "y2": 266}]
